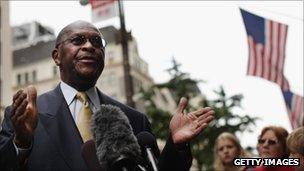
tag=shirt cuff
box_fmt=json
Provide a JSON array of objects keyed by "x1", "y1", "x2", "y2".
[
  {"x1": 174, "y1": 142, "x2": 190, "y2": 151},
  {"x1": 13, "y1": 140, "x2": 32, "y2": 157}
]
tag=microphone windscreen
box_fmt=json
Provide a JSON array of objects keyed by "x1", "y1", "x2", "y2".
[{"x1": 91, "y1": 104, "x2": 141, "y2": 167}]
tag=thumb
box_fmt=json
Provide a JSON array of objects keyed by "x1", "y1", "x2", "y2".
[
  {"x1": 176, "y1": 97, "x2": 188, "y2": 114},
  {"x1": 26, "y1": 85, "x2": 37, "y2": 108}
]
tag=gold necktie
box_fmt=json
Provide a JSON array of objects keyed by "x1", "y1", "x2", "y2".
[{"x1": 76, "y1": 92, "x2": 93, "y2": 142}]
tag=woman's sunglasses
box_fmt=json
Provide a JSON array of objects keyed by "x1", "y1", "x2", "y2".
[{"x1": 258, "y1": 138, "x2": 278, "y2": 145}]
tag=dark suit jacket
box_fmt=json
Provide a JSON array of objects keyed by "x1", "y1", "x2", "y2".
[{"x1": 0, "y1": 85, "x2": 192, "y2": 170}]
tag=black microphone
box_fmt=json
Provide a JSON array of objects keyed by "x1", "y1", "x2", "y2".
[
  {"x1": 136, "y1": 132, "x2": 159, "y2": 171},
  {"x1": 91, "y1": 104, "x2": 143, "y2": 171}
]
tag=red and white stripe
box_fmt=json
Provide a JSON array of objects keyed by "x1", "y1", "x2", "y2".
[
  {"x1": 290, "y1": 94, "x2": 304, "y2": 129},
  {"x1": 247, "y1": 20, "x2": 289, "y2": 90}
]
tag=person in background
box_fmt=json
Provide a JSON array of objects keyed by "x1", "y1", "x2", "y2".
[
  {"x1": 213, "y1": 132, "x2": 250, "y2": 171},
  {"x1": 286, "y1": 126, "x2": 304, "y2": 171},
  {"x1": 254, "y1": 125, "x2": 295, "y2": 171}
]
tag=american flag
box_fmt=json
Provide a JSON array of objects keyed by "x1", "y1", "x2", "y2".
[
  {"x1": 282, "y1": 90, "x2": 304, "y2": 129},
  {"x1": 240, "y1": 9, "x2": 290, "y2": 90}
]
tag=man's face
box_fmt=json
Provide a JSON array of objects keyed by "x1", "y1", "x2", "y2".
[{"x1": 53, "y1": 24, "x2": 105, "y2": 90}]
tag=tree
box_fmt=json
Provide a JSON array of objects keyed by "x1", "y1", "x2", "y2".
[
  {"x1": 192, "y1": 86, "x2": 258, "y2": 170},
  {"x1": 140, "y1": 58, "x2": 258, "y2": 171},
  {"x1": 139, "y1": 87, "x2": 171, "y2": 140}
]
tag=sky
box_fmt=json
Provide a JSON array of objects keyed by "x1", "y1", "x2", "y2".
[{"x1": 9, "y1": 1, "x2": 303, "y2": 150}]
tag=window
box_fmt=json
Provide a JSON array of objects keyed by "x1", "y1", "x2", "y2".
[
  {"x1": 32, "y1": 70, "x2": 37, "y2": 83},
  {"x1": 17, "y1": 74, "x2": 21, "y2": 86},
  {"x1": 25, "y1": 72, "x2": 29, "y2": 84}
]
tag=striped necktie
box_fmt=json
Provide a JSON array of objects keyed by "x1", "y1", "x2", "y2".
[{"x1": 76, "y1": 92, "x2": 93, "y2": 142}]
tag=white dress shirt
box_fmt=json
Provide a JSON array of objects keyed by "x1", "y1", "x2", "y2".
[{"x1": 60, "y1": 81, "x2": 101, "y2": 122}]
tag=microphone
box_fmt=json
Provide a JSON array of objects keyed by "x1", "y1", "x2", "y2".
[
  {"x1": 91, "y1": 104, "x2": 143, "y2": 171},
  {"x1": 136, "y1": 132, "x2": 159, "y2": 171}
]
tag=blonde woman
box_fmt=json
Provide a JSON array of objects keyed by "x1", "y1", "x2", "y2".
[
  {"x1": 287, "y1": 127, "x2": 304, "y2": 171},
  {"x1": 213, "y1": 132, "x2": 249, "y2": 171}
]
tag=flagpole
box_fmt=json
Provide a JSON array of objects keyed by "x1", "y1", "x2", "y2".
[{"x1": 118, "y1": 0, "x2": 135, "y2": 108}]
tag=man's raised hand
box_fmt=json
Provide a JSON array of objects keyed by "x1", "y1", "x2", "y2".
[
  {"x1": 169, "y1": 97, "x2": 214, "y2": 144},
  {"x1": 11, "y1": 85, "x2": 38, "y2": 148}
]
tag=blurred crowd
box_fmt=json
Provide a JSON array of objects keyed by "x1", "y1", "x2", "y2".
[{"x1": 213, "y1": 126, "x2": 304, "y2": 171}]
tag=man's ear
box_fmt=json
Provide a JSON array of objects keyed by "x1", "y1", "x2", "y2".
[{"x1": 52, "y1": 49, "x2": 60, "y2": 66}]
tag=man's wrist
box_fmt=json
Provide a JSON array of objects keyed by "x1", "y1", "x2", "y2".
[
  {"x1": 174, "y1": 142, "x2": 190, "y2": 150},
  {"x1": 13, "y1": 138, "x2": 32, "y2": 158},
  {"x1": 14, "y1": 135, "x2": 32, "y2": 148}
]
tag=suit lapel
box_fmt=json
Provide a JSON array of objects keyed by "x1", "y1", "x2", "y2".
[{"x1": 38, "y1": 85, "x2": 87, "y2": 170}]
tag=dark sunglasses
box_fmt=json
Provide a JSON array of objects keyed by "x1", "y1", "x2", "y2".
[
  {"x1": 258, "y1": 138, "x2": 278, "y2": 145},
  {"x1": 56, "y1": 35, "x2": 106, "y2": 49}
]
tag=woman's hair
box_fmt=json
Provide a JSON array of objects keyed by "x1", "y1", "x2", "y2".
[
  {"x1": 287, "y1": 127, "x2": 304, "y2": 156},
  {"x1": 213, "y1": 132, "x2": 249, "y2": 171},
  {"x1": 258, "y1": 126, "x2": 289, "y2": 158}
]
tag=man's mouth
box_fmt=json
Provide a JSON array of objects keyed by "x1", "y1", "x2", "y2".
[{"x1": 78, "y1": 56, "x2": 97, "y2": 64}]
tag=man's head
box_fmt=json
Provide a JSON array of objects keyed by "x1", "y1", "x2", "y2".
[{"x1": 52, "y1": 20, "x2": 105, "y2": 91}]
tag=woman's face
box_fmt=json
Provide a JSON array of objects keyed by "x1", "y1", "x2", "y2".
[
  {"x1": 217, "y1": 139, "x2": 239, "y2": 164},
  {"x1": 257, "y1": 130, "x2": 284, "y2": 158}
]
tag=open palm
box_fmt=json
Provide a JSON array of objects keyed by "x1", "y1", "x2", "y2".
[{"x1": 170, "y1": 97, "x2": 214, "y2": 144}]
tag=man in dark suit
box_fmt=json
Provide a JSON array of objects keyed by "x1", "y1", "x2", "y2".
[{"x1": 0, "y1": 21, "x2": 214, "y2": 170}]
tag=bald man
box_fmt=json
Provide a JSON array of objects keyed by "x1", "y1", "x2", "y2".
[{"x1": 0, "y1": 21, "x2": 214, "y2": 170}]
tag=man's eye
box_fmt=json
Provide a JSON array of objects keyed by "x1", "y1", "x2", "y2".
[
  {"x1": 71, "y1": 36, "x2": 85, "y2": 45},
  {"x1": 91, "y1": 37, "x2": 101, "y2": 45}
]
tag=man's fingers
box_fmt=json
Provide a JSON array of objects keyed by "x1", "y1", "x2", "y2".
[
  {"x1": 195, "y1": 115, "x2": 214, "y2": 134},
  {"x1": 189, "y1": 107, "x2": 213, "y2": 117},
  {"x1": 197, "y1": 110, "x2": 214, "y2": 121},
  {"x1": 176, "y1": 97, "x2": 188, "y2": 114},
  {"x1": 11, "y1": 92, "x2": 27, "y2": 118},
  {"x1": 198, "y1": 115, "x2": 214, "y2": 126},
  {"x1": 17, "y1": 108, "x2": 30, "y2": 125},
  {"x1": 11, "y1": 99, "x2": 28, "y2": 121},
  {"x1": 26, "y1": 85, "x2": 37, "y2": 107},
  {"x1": 188, "y1": 113, "x2": 196, "y2": 120},
  {"x1": 195, "y1": 123, "x2": 208, "y2": 134},
  {"x1": 14, "y1": 93, "x2": 27, "y2": 107},
  {"x1": 13, "y1": 89, "x2": 24, "y2": 102}
]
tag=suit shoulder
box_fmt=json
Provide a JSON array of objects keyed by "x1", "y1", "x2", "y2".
[
  {"x1": 100, "y1": 91, "x2": 144, "y2": 116},
  {"x1": 100, "y1": 92, "x2": 151, "y2": 133},
  {"x1": 36, "y1": 88, "x2": 62, "y2": 111}
]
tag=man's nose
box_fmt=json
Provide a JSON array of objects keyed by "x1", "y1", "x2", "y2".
[{"x1": 81, "y1": 40, "x2": 95, "y2": 52}]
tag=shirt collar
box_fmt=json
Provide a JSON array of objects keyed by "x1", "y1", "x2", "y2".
[
  {"x1": 86, "y1": 85, "x2": 100, "y2": 109},
  {"x1": 60, "y1": 81, "x2": 100, "y2": 108}
]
